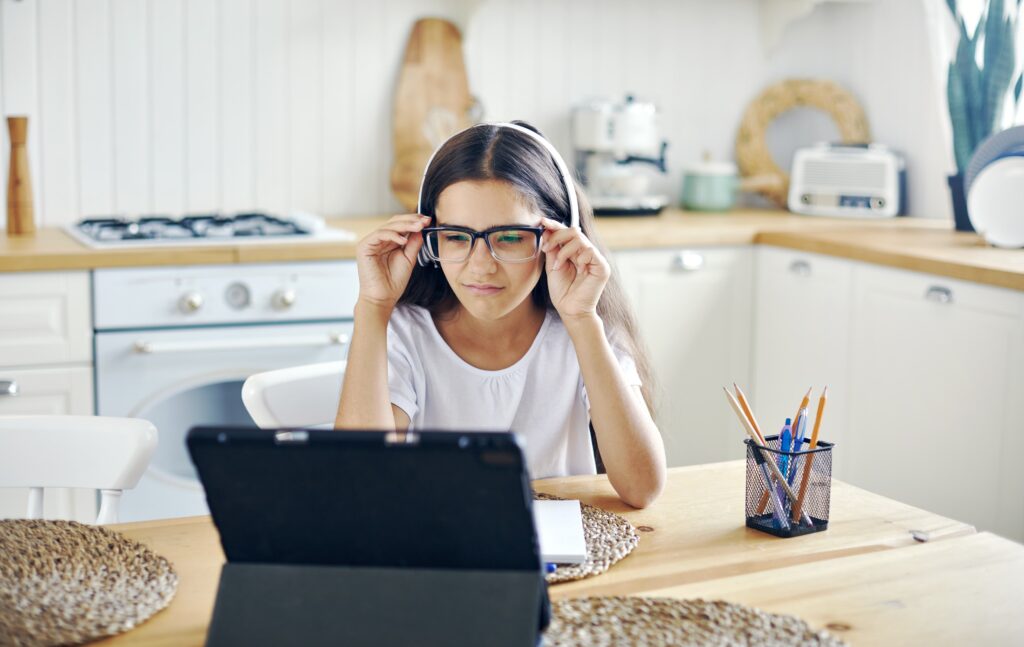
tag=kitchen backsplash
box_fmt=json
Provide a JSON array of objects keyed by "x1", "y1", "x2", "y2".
[{"x1": 0, "y1": 0, "x2": 949, "y2": 226}]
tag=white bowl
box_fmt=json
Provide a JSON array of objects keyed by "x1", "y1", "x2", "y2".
[{"x1": 967, "y1": 156, "x2": 1024, "y2": 248}]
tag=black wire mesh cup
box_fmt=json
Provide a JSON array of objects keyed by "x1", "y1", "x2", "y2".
[{"x1": 744, "y1": 435, "x2": 834, "y2": 538}]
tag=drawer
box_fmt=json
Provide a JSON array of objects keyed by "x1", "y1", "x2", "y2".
[{"x1": 0, "y1": 271, "x2": 92, "y2": 367}]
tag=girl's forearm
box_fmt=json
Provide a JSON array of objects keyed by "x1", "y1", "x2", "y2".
[
  {"x1": 335, "y1": 300, "x2": 396, "y2": 430},
  {"x1": 564, "y1": 314, "x2": 666, "y2": 508}
]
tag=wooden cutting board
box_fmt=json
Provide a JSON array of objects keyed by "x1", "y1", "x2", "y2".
[{"x1": 390, "y1": 18, "x2": 475, "y2": 212}]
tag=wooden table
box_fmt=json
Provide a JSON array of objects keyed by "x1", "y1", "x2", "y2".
[{"x1": 96, "y1": 462, "x2": 1020, "y2": 646}]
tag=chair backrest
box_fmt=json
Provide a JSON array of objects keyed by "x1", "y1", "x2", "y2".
[
  {"x1": 242, "y1": 361, "x2": 346, "y2": 429},
  {"x1": 0, "y1": 415, "x2": 157, "y2": 524}
]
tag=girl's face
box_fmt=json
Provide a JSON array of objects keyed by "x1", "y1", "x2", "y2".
[{"x1": 433, "y1": 179, "x2": 545, "y2": 321}]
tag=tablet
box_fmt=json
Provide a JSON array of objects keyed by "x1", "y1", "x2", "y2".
[{"x1": 186, "y1": 426, "x2": 541, "y2": 571}]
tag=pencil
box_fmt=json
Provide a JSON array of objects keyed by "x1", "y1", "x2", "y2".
[
  {"x1": 791, "y1": 386, "x2": 828, "y2": 523},
  {"x1": 733, "y1": 383, "x2": 766, "y2": 444},
  {"x1": 723, "y1": 387, "x2": 803, "y2": 507}
]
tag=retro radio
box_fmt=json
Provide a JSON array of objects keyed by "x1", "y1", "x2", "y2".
[{"x1": 788, "y1": 143, "x2": 906, "y2": 218}]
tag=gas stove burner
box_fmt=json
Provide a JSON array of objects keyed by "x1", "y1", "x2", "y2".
[{"x1": 67, "y1": 211, "x2": 354, "y2": 249}]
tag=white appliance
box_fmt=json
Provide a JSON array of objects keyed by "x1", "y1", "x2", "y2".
[
  {"x1": 967, "y1": 155, "x2": 1024, "y2": 248},
  {"x1": 571, "y1": 95, "x2": 669, "y2": 216},
  {"x1": 93, "y1": 261, "x2": 356, "y2": 522},
  {"x1": 788, "y1": 143, "x2": 906, "y2": 218}
]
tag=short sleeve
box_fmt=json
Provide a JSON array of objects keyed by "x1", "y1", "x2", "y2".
[
  {"x1": 386, "y1": 317, "x2": 420, "y2": 421},
  {"x1": 581, "y1": 343, "x2": 642, "y2": 411}
]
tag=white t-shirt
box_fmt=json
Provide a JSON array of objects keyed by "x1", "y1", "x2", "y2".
[{"x1": 386, "y1": 304, "x2": 642, "y2": 480}]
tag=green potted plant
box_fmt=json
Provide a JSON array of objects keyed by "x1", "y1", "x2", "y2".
[{"x1": 945, "y1": 0, "x2": 1022, "y2": 231}]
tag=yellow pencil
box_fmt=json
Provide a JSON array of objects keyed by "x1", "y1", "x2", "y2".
[
  {"x1": 732, "y1": 383, "x2": 766, "y2": 445},
  {"x1": 723, "y1": 387, "x2": 801, "y2": 506},
  {"x1": 792, "y1": 386, "x2": 828, "y2": 522}
]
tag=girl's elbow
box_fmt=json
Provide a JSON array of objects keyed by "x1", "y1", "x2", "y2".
[{"x1": 620, "y1": 468, "x2": 665, "y2": 509}]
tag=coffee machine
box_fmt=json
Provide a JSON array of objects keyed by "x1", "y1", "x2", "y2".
[{"x1": 571, "y1": 95, "x2": 669, "y2": 216}]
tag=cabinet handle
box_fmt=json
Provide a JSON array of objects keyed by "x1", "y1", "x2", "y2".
[
  {"x1": 0, "y1": 380, "x2": 17, "y2": 396},
  {"x1": 670, "y1": 251, "x2": 704, "y2": 272},
  {"x1": 924, "y1": 286, "x2": 953, "y2": 304},
  {"x1": 789, "y1": 260, "x2": 812, "y2": 277}
]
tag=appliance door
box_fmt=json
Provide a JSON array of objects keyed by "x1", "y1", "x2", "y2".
[{"x1": 95, "y1": 321, "x2": 351, "y2": 522}]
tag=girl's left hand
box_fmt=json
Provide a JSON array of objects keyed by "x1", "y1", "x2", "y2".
[{"x1": 540, "y1": 217, "x2": 610, "y2": 319}]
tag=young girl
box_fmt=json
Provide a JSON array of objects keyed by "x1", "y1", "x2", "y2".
[{"x1": 335, "y1": 121, "x2": 665, "y2": 508}]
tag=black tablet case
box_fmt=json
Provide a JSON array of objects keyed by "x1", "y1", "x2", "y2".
[{"x1": 187, "y1": 427, "x2": 548, "y2": 647}]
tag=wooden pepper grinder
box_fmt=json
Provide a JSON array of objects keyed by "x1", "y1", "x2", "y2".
[{"x1": 7, "y1": 116, "x2": 36, "y2": 236}]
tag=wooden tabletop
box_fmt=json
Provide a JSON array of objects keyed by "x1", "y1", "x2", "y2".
[
  {"x1": 3, "y1": 209, "x2": 1022, "y2": 292},
  {"x1": 91, "y1": 461, "x2": 1001, "y2": 646}
]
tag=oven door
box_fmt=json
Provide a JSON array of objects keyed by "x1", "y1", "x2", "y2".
[{"x1": 95, "y1": 321, "x2": 351, "y2": 522}]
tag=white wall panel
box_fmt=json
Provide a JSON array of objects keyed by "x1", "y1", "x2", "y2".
[
  {"x1": 38, "y1": 0, "x2": 79, "y2": 226},
  {"x1": 150, "y1": 0, "x2": 186, "y2": 214},
  {"x1": 253, "y1": 0, "x2": 289, "y2": 214},
  {"x1": 2, "y1": 0, "x2": 43, "y2": 223},
  {"x1": 288, "y1": 0, "x2": 323, "y2": 214},
  {"x1": 4, "y1": 0, "x2": 955, "y2": 222},
  {"x1": 1, "y1": 3, "x2": 9, "y2": 227},
  {"x1": 112, "y1": 0, "x2": 150, "y2": 214},
  {"x1": 185, "y1": 0, "x2": 219, "y2": 212},
  {"x1": 322, "y1": 0, "x2": 356, "y2": 214},
  {"x1": 220, "y1": 0, "x2": 255, "y2": 212},
  {"x1": 75, "y1": 0, "x2": 115, "y2": 216}
]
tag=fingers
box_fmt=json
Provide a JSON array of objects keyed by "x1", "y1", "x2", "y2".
[
  {"x1": 381, "y1": 214, "x2": 431, "y2": 235},
  {"x1": 401, "y1": 231, "x2": 424, "y2": 265},
  {"x1": 360, "y1": 214, "x2": 430, "y2": 254}
]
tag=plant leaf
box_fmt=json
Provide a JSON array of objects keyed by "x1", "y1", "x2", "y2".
[
  {"x1": 981, "y1": 12, "x2": 1017, "y2": 131},
  {"x1": 948, "y1": 62, "x2": 973, "y2": 172}
]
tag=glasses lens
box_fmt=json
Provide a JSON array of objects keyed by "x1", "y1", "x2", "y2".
[
  {"x1": 488, "y1": 229, "x2": 538, "y2": 262},
  {"x1": 426, "y1": 230, "x2": 473, "y2": 262}
]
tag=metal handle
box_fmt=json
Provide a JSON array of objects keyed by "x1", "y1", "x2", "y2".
[
  {"x1": 670, "y1": 251, "x2": 704, "y2": 272},
  {"x1": 0, "y1": 380, "x2": 17, "y2": 396},
  {"x1": 924, "y1": 285, "x2": 953, "y2": 304},
  {"x1": 789, "y1": 260, "x2": 812, "y2": 277},
  {"x1": 132, "y1": 332, "x2": 349, "y2": 354}
]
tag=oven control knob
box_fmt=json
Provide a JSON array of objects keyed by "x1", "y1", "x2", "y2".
[
  {"x1": 272, "y1": 288, "x2": 296, "y2": 311},
  {"x1": 178, "y1": 292, "x2": 204, "y2": 314}
]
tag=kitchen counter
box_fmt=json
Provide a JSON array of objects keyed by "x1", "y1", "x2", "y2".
[
  {"x1": 1, "y1": 209, "x2": 1022, "y2": 291},
  {"x1": 91, "y1": 461, "x2": 1013, "y2": 646}
]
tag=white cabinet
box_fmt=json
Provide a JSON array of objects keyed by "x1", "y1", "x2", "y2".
[
  {"x1": 0, "y1": 271, "x2": 91, "y2": 365},
  {"x1": 847, "y1": 264, "x2": 1024, "y2": 540},
  {"x1": 0, "y1": 271, "x2": 95, "y2": 522},
  {"x1": 751, "y1": 247, "x2": 853, "y2": 477},
  {"x1": 613, "y1": 247, "x2": 753, "y2": 467}
]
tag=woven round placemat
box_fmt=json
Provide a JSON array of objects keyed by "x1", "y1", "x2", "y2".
[
  {"x1": 535, "y1": 493, "x2": 639, "y2": 584},
  {"x1": 0, "y1": 519, "x2": 179, "y2": 647},
  {"x1": 546, "y1": 596, "x2": 847, "y2": 646}
]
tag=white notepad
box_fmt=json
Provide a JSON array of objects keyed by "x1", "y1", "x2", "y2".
[{"x1": 533, "y1": 499, "x2": 588, "y2": 564}]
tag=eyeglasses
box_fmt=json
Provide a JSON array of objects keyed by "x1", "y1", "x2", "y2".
[{"x1": 422, "y1": 225, "x2": 544, "y2": 264}]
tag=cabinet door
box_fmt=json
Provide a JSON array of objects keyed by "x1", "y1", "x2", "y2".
[
  {"x1": 613, "y1": 247, "x2": 753, "y2": 467},
  {"x1": 0, "y1": 366, "x2": 96, "y2": 521},
  {"x1": 0, "y1": 271, "x2": 92, "y2": 367},
  {"x1": 848, "y1": 264, "x2": 1024, "y2": 540},
  {"x1": 752, "y1": 246, "x2": 852, "y2": 476}
]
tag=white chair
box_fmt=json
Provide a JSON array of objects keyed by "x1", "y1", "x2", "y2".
[
  {"x1": 242, "y1": 361, "x2": 346, "y2": 429},
  {"x1": 0, "y1": 415, "x2": 157, "y2": 524}
]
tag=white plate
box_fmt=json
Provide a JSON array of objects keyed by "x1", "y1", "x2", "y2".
[{"x1": 967, "y1": 155, "x2": 1024, "y2": 248}]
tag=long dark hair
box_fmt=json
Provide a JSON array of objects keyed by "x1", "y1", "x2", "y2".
[{"x1": 399, "y1": 121, "x2": 656, "y2": 413}]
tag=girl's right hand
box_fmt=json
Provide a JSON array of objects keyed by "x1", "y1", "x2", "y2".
[{"x1": 355, "y1": 214, "x2": 430, "y2": 309}]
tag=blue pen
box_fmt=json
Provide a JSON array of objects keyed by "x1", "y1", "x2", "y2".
[
  {"x1": 778, "y1": 418, "x2": 792, "y2": 478},
  {"x1": 789, "y1": 409, "x2": 808, "y2": 484}
]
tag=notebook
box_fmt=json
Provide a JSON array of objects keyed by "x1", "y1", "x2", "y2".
[{"x1": 533, "y1": 499, "x2": 588, "y2": 564}]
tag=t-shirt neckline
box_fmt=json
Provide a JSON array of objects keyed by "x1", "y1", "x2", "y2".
[{"x1": 425, "y1": 307, "x2": 553, "y2": 377}]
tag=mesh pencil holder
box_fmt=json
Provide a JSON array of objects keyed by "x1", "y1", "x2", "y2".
[{"x1": 744, "y1": 435, "x2": 834, "y2": 538}]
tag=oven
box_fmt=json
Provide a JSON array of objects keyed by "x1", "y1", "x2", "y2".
[{"x1": 93, "y1": 261, "x2": 356, "y2": 522}]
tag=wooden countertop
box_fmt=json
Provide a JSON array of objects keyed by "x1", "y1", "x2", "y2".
[
  {"x1": 91, "y1": 461, "x2": 998, "y2": 646},
  {"x1": 2, "y1": 209, "x2": 1022, "y2": 291}
]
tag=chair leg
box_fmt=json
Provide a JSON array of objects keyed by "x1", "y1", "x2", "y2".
[
  {"x1": 27, "y1": 487, "x2": 43, "y2": 519},
  {"x1": 97, "y1": 489, "x2": 122, "y2": 525}
]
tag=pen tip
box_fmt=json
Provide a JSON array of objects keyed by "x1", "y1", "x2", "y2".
[
  {"x1": 823, "y1": 385, "x2": 829, "y2": 397},
  {"x1": 805, "y1": 386, "x2": 812, "y2": 398}
]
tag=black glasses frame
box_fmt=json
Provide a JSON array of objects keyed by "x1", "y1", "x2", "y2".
[{"x1": 422, "y1": 225, "x2": 544, "y2": 263}]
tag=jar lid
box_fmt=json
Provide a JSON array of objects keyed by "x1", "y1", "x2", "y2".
[{"x1": 684, "y1": 161, "x2": 738, "y2": 176}]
